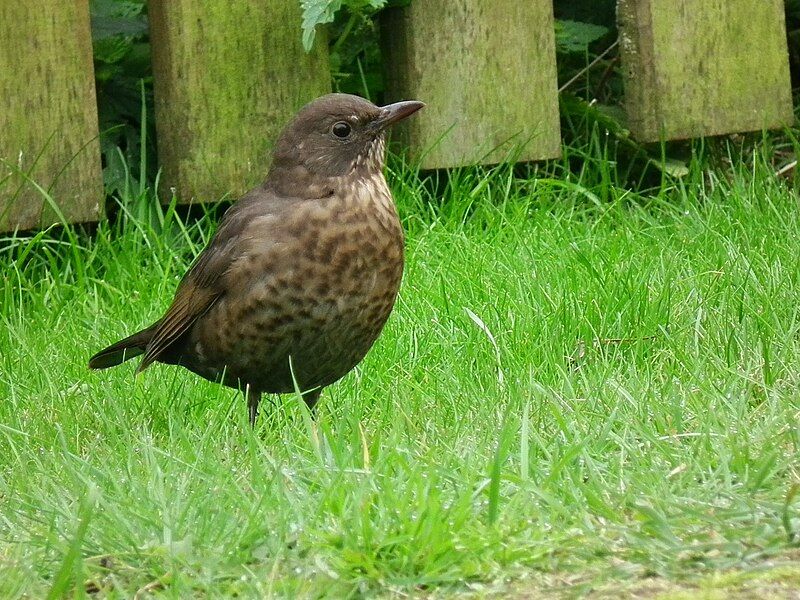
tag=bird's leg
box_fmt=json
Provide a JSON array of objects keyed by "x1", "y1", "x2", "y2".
[
  {"x1": 302, "y1": 388, "x2": 322, "y2": 418},
  {"x1": 247, "y1": 386, "x2": 261, "y2": 427}
]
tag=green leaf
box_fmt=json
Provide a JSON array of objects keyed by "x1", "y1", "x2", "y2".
[
  {"x1": 301, "y1": 0, "x2": 341, "y2": 51},
  {"x1": 91, "y1": 15, "x2": 148, "y2": 41},
  {"x1": 555, "y1": 19, "x2": 609, "y2": 53},
  {"x1": 654, "y1": 158, "x2": 690, "y2": 178},
  {"x1": 93, "y1": 37, "x2": 132, "y2": 65},
  {"x1": 300, "y1": 0, "x2": 388, "y2": 51},
  {"x1": 90, "y1": 0, "x2": 147, "y2": 40}
]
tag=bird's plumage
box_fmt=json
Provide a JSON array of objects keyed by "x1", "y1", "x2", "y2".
[{"x1": 89, "y1": 93, "x2": 424, "y2": 424}]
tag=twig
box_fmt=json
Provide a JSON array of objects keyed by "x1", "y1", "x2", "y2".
[
  {"x1": 597, "y1": 335, "x2": 657, "y2": 345},
  {"x1": 558, "y1": 39, "x2": 620, "y2": 94},
  {"x1": 776, "y1": 159, "x2": 797, "y2": 178},
  {"x1": 134, "y1": 573, "x2": 171, "y2": 599}
]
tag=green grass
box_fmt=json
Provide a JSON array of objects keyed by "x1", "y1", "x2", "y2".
[{"x1": 1, "y1": 140, "x2": 800, "y2": 598}]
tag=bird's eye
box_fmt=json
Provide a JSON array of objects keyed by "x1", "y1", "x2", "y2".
[{"x1": 331, "y1": 121, "x2": 352, "y2": 138}]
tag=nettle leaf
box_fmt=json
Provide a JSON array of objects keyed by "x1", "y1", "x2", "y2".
[
  {"x1": 90, "y1": 0, "x2": 144, "y2": 19},
  {"x1": 555, "y1": 19, "x2": 609, "y2": 53},
  {"x1": 91, "y1": 15, "x2": 148, "y2": 40},
  {"x1": 300, "y1": 0, "x2": 387, "y2": 51},
  {"x1": 90, "y1": 0, "x2": 147, "y2": 40},
  {"x1": 300, "y1": 0, "x2": 341, "y2": 51},
  {"x1": 94, "y1": 36, "x2": 132, "y2": 66}
]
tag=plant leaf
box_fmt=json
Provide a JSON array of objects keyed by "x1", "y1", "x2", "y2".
[
  {"x1": 555, "y1": 19, "x2": 609, "y2": 53},
  {"x1": 300, "y1": 0, "x2": 388, "y2": 51}
]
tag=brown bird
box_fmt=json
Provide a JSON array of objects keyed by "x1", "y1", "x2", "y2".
[{"x1": 89, "y1": 93, "x2": 424, "y2": 425}]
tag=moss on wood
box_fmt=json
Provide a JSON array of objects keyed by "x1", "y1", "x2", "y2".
[
  {"x1": 381, "y1": 2, "x2": 562, "y2": 169},
  {"x1": 618, "y1": 0, "x2": 794, "y2": 141},
  {"x1": 0, "y1": 1, "x2": 103, "y2": 232},
  {"x1": 148, "y1": 1, "x2": 331, "y2": 203}
]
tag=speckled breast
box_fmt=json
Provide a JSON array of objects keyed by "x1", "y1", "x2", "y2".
[{"x1": 186, "y1": 175, "x2": 404, "y2": 394}]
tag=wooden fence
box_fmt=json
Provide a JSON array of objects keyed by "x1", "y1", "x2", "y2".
[{"x1": 0, "y1": 0, "x2": 795, "y2": 233}]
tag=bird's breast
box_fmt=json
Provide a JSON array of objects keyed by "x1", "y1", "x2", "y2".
[{"x1": 189, "y1": 172, "x2": 404, "y2": 391}]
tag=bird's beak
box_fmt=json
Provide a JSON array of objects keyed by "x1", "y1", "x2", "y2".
[{"x1": 375, "y1": 100, "x2": 425, "y2": 130}]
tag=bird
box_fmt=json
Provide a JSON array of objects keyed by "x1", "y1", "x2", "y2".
[{"x1": 89, "y1": 93, "x2": 424, "y2": 425}]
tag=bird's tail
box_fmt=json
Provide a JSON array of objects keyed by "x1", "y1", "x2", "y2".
[{"x1": 88, "y1": 326, "x2": 156, "y2": 370}]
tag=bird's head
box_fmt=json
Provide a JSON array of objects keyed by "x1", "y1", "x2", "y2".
[{"x1": 267, "y1": 93, "x2": 424, "y2": 195}]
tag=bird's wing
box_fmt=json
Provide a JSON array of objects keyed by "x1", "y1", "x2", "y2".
[{"x1": 137, "y1": 191, "x2": 276, "y2": 372}]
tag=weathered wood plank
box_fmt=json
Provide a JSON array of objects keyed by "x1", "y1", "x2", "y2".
[
  {"x1": 148, "y1": 1, "x2": 331, "y2": 203},
  {"x1": 0, "y1": 1, "x2": 103, "y2": 232},
  {"x1": 618, "y1": 0, "x2": 795, "y2": 141},
  {"x1": 381, "y1": 2, "x2": 561, "y2": 169}
]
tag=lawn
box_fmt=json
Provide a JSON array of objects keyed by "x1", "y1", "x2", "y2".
[{"x1": 1, "y1": 145, "x2": 799, "y2": 597}]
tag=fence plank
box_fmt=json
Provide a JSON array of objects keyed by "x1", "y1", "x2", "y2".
[
  {"x1": 148, "y1": 1, "x2": 331, "y2": 203},
  {"x1": 618, "y1": 0, "x2": 795, "y2": 141},
  {"x1": 381, "y1": 2, "x2": 561, "y2": 169},
  {"x1": 0, "y1": 1, "x2": 103, "y2": 233}
]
